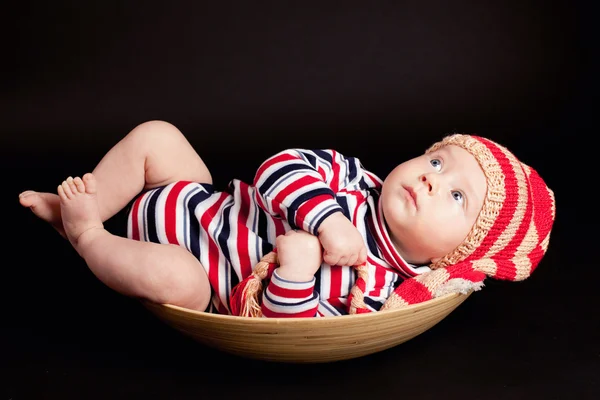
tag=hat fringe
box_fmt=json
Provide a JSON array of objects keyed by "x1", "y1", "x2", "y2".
[{"x1": 229, "y1": 252, "x2": 278, "y2": 317}]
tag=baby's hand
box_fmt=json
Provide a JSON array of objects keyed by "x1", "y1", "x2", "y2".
[
  {"x1": 317, "y1": 212, "x2": 367, "y2": 266},
  {"x1": 275, "y1": 230, "x2": 324, "y2": 282}
]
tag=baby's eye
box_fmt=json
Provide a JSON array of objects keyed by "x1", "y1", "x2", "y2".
[
  {"x1": 430, "y1": 158, "x2": 442, "y2": 171},
  {"x1": 452, "y1": 190, "x2": 464, "y2": 205}
]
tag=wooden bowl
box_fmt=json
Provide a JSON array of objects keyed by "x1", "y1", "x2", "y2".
[{"x1": 142, "y1": 292, "x2": 471, "y2": 363}]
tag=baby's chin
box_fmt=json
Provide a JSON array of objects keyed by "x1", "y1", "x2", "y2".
[
  {"x1": 397, "y1": 241, "x2": 452, "y2": 266},
  {"x1": 394, "y1": 243, "x2": 431, "y2": 266},
  {"x1": 404, "y1": 256, "x2": 432, "y2": 267}
]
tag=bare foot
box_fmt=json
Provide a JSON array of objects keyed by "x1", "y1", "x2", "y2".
[
  {"x1": 19, "y1": 190, "x2": 66, "y2": 238},
  {"x1": 57, "y1": 173, "x2": 104, "y2": 251}
]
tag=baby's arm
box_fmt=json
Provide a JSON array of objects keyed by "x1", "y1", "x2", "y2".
[
  {"x1": 275, "y1": 230, "x2": 323, "y2": 282},
  {"x1": 317, "y1": 212, "x2": 367, "y2": 267},
  {"x1": 260, "y1": 230, "x2": 323, "y2": 318},
  {"x1": 253, "y1": 148, "x2": 374, "y2": 266}
]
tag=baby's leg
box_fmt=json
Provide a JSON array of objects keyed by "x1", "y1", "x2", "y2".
[
  {"x1": 59, "y1": 173, "x2": 211, "y2": 310},
  {"x1": 20, "y1": 120, "x2": 212, "y2": 233},
  {"x1": 91, "y1": 119, "x2": 213, "y2": 221}
]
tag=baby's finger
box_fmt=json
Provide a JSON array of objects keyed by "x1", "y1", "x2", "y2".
[
  {"x1": 336, "y1": 255, "x2": 350, "y2": 267},
  {"x1": 357, "y1": 247, "x2": 368, "y2": 265},
  {"x1": 275, "y1": 234, "x2": 287, "y2": 248},
  {"x1": 323, "y1": 252, "x2": 340, "y2": 266},
  {"x1": 347, "y1": 254, "x2": 361, "y2": 267}
]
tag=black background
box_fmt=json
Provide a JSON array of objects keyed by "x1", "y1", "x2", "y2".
[{"x1": 2, "y1": 1, "x2": 597, "y2": 399}]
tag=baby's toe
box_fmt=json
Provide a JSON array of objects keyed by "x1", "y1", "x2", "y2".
[{"x1": 73, "y1": 177, "x2": 85, "y2": 193}]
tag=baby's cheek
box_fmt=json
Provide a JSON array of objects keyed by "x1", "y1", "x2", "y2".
[
  {"x1": 435, "y1": 223, "x2": 470, "y2": 254},
  {"x1": 409, "y1": 225, "x2": 454, "y2": 260}
]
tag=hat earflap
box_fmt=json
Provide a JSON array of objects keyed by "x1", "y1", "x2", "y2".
[{"x1": 380, "y1": 261, "x2": 487, "y2": 311}]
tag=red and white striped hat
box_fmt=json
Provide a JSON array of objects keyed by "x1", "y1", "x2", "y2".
[{"x1": 378, "y1": 134, "x2": 556, "y2": 310}]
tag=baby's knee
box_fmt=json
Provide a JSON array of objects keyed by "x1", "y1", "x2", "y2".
[{"x1": 127, "y1": 120, "x2": 186, "y2": 149}]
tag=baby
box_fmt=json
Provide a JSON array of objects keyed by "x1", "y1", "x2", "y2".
[{"x1": 19, "y1": 120, "x2": 555, "y2": 317}]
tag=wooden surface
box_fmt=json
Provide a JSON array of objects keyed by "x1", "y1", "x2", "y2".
[{"x1": 142, "y1": 292, "x2": 471, "y2": 363}]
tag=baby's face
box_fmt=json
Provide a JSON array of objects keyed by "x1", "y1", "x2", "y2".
[{"x1": 380, "y1": 144, "x2": 487, "y2": 265}]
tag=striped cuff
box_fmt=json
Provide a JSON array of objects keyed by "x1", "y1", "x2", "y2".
[
  {"x1": 296, "y1": 196, "x2": 345, "y2": 235},
  {"x1": 261, "y1": 269, "x2": 319, "y2": 318}
]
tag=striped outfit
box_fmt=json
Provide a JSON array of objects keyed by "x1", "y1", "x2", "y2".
[{"x1": 127, "y1": 149, "x2": 430, "y2": 317}]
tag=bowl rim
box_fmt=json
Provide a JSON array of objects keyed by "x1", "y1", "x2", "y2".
[{"x1": 142, "y1": 291, "x2": 470, "y2": 325}]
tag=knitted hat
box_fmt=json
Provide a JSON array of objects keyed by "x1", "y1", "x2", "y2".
[{"x1": 377, "y1": 134, "x2": 556, "y2": 311}]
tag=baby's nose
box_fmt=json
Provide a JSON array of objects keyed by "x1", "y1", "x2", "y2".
[{"x1": 420, "y1": 174, "x2": 438, "y2": 194}]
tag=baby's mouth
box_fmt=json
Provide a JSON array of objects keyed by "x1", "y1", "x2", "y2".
[{"x1": 402, "y1": 185, "x2": 417, "y2": 209}]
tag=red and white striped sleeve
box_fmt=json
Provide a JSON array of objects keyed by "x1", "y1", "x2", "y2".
[
  {"x1": 252, "y1": 148, "x2": 371, "y2": 235},
  {"x1": 260, "y1": 269, "x2": 320, "y2": 318}
]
